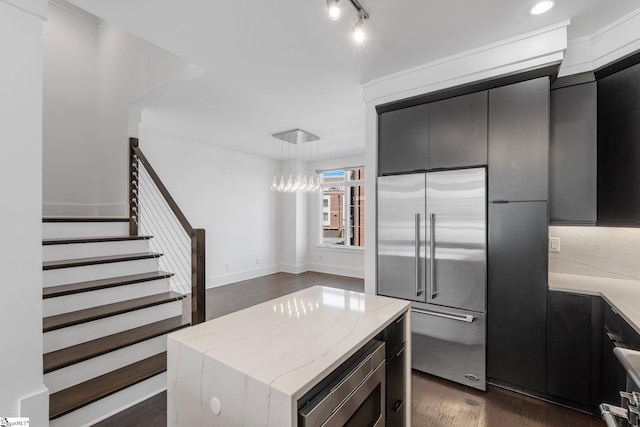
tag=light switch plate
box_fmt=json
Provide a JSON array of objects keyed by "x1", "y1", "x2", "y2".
[{"x1": 549, "y1": 237, "x2": 560, "y2": 253}]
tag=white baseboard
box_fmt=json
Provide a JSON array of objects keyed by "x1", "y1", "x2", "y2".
[
  {"x1": 43, "y1": 202, "x2": 128, "y2": 217},
  {"x1": 206, "y1": 263, "x2": 364, "y2": 288},
  {"x1": 206, "y1": 265, "x2": 280, "y2": 289},
  {"x1": 20, "y1": 385, "x2": 49, "y2": 427},
  {"x1": 307, "y1": 263, "x2": 364, "y2": 279}
]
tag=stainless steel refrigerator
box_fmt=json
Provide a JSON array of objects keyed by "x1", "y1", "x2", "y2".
[{"x1": 377, "y1": 167, "x2": 487, "y2": 390}]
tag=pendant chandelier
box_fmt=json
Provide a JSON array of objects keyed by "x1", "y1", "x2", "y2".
[{"x1": 270, "y1": 129, "x2": 321, "y2": 194}]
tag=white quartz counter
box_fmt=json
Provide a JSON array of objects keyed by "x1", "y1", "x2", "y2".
[
  {"x1": 549, "y1": 272, "x2": 640, "y2": 335},
  {"x1": 167, "y1": 286, "x2": 410, "y2": 426}
]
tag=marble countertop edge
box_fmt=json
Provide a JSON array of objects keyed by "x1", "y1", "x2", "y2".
[{"x1": 549, "y1": 272, "x2": 640, "y2": 336}]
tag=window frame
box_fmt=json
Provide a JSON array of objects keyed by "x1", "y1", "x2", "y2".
[{"x1": 317, "y1": 167, "x2": 365, "y2": 249}]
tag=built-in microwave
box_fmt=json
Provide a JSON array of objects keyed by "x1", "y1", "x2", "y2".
[{"x1": 298, "y1": 340, "x2": 386, "y2": 427}]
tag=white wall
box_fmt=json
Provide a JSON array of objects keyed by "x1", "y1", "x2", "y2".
[
  {"x1": 306, "y1": 155, "x2": 365, "y2": 278},
  {"x1": 43, "y1": 3, "x2": 99, "y2": 215},
  {"x1": 0, "y1": 1, "x2": 49, "y2": 425},
  {"x1": 139, "y1": 130, "x2": 280, "y2": 288},
  {"x1": 42, "y1": 7, "x2": 194, "y2": 216}
]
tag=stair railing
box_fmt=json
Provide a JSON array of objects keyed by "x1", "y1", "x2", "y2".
[{"x1": 129, "y1": 137, "x2": 205, "y2": 325}]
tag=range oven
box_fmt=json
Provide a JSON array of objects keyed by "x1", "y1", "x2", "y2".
[
  {"x1": 601, "y1": 347, "x2": 640, "y2": 427},
  {"x1": 298, "y1": 340, "x2": 386, "y2": 427}
]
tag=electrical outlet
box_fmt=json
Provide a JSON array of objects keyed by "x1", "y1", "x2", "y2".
[
  {"x1": 256, "y1": 258, "x2": 260, "y2": 265},
  {"x1": 549, "y1": 237, "x2": 560, "y2": 253},
  {"x1": 225, "y1": 263, "x2": 230, "y2": 270}
]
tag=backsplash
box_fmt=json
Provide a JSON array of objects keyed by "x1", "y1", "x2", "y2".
[{"x1": 549, "y1": 226, "x2": 640, "y2": 280}]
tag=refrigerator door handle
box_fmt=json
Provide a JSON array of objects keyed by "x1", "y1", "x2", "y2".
[
  {"x1": 412, "y1": 307, "x2": 474, "y2": 323},
  {"x1": 415, "y1": 213, "x2": 423, "y2": 296},
  {"x1": 429, "y1": 213, "x2": 437, "y2": 299}
]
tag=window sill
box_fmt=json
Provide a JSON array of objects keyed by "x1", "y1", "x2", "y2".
[{"x1": 314, "y1": 244, "x2": 365, "y2": 253}]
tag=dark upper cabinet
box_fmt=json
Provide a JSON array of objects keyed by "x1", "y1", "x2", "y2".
[
  {"x1": 488, "y1": 77, "x2": 550, "y2": 202},
  {"x1": 429, "y1": 91, "x2": 488, "y2": 169},
  {"x1": 378, "y1": 104, "x2": 429, "y2": 175},
  {"x1": 549, "y1": 82, "x2": 597, "y2": 224},
  {"x1": 487, "y1": 201, "x2": 548, "y2": 393},
  {"x1": 597, "y1": 62, "x2": 640, "y2": 224}
]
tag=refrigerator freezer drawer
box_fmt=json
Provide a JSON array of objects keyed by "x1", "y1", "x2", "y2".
[{"x1": 411, "y1": 307, "x2": 486, "y2": 390}]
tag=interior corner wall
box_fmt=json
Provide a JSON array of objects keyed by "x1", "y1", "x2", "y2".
[
  {"x1": 96, "y1": 21, "x2": 194, "y2": 217},
  {"x1": 43, "y1": 4, "x2": 100, "y2": 216},
  {"x1": 307, "y1": 155, "x2": 365, "y2": 279},
  {"x1": 138, "y1": 130, "x2": 280, "y2": 288},
  {"x1": 42, "y1": 9, "x2": 194, "y2": 216},
  {"x1": 0, "y1": 1, "x2": 48, "y2": 425}
]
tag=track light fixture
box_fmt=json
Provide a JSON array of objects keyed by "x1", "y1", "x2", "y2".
[
  {"x1": 352, "y1": 11, "x2": 365, "y2": 43},
  {"x1": 327, "y1": 0, "x2": 341, "y2": 20},
  {"x1": 326, "y1": 0, "x2": 369, "y2": 43}
]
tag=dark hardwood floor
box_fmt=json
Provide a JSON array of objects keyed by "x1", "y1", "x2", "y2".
[{"x1": 102, "y1": 272, "x2": 604, "y2": 426}]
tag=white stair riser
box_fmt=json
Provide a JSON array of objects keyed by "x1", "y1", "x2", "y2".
[
  {"x1": 43, "y1": 222, "x2": 129, "y2": 239},
  {"x1": 44, "y1": 301, "x2": 182, "y2": 353},
  {"x1": 43, "y1": 258, "x2": 160, "y2": 287},
  {"x1": 43, "y1": 240, "x2": 151, "y2": 262},
  {"x1": 45, "y1": 336, "x2": 167, "y2": 394},
  {"x1": 44, "y1": 279, "x2": 171, "y2": 317},
  {"x1": 49, "y1": 373, "x2": 166, "y2": 427}
]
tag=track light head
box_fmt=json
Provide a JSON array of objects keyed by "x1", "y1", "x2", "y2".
[
  {"x1": 327, "y1": 0, "x2": 341, "y2": 20},
  {"x1": 353, "y1": 11, "x2": 365, "y2": 43}
]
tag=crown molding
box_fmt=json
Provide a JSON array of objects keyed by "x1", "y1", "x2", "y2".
[{"x1": 49, "y1": 0, "x2": 100, "y2": 24}]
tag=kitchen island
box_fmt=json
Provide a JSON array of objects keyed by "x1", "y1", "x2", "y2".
[{"x1": 167, "y1": 286, "x2": 411, "y2": 426}]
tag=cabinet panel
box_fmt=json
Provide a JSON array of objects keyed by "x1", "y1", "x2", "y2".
[
  {"x1": 429, "y1": 91, "x2": 488, "y2": 169},
  {"x1": 598, "y1": 62, "x2": 640, "y2": 223},
  {"x1": 488, "y1": 77, "x2": 550, "y2": 202},
  {"x1": 378, "y1": 104, "x2": 429, "y2": 175},
  {"x1": 547, "y1": 292, "x2": 591, "y2": 405},
  {"x1": 549, "y1": 82, "x2": 597, "y2": 223},
  {"x1": 487, "y1": 201, "x2": 548, "y2": 393}
]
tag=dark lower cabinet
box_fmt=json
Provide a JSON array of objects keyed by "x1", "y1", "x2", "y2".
[
  {"x1": 547, "y1": 292, "x2": 603, "y2": 410},
  {"x1": 487, "y1": 201, "x2": 548, "y2": 393}
]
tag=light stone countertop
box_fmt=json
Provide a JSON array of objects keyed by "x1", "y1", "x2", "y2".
[
  {"x1": 167, "y1": 286, "x2": 410, "y2": 426},
  {"x1": 549, "y1": 272, "x2": 640, "y2": 335}
]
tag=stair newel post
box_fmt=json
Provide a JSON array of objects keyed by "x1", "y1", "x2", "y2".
[
  {"x1": 129, "y1": 137, "x2": 139, "y2": 236},
  {"x1": 191, "y1": 228, "x2": 206, "y2": 325}
]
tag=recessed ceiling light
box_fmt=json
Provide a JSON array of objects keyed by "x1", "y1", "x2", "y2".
[{"x1": 530, "y1": 1, "x2": 554, "y2": 15}]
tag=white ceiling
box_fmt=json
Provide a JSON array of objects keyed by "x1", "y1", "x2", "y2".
[{"x1": 68, "y1": 0, "x2": 640, "y2": 160}]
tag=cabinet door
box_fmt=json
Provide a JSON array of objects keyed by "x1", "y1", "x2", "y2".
[
  {"x1": 549, "y1": 82, "x2": 597, "y2": 223},
  {"x1": 488, "y1": 77, "x2": 549, "y2": 202},
  {"x1": 378, "y1": 104, "x2": 429, "y2": 175},
  {"x1": 598, "y1": 62, "x2": 640, "y2": 223},
  {"x1": 487, "y1": 201, "x2": 548, "y2": 393},
  {"x1": 429, "y1": 91, "x2": 488, "y2": 169},
  {"x1": 547, "y1": 292, "x2": 591, "y2": 405}
]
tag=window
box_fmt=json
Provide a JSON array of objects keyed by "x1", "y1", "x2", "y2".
[{"x1": 319, "y1": 167, "x2": 365, "y2": 247}]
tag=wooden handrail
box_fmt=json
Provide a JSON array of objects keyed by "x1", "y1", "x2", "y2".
[
  {"x1": 129, "y1": 137, "x2": 206, "y2": 325},
  {"x1": 130, "y1": 138, "x2": 193, "y2": 234}
]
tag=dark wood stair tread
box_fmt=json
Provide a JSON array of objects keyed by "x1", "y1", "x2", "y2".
[
  {"x1": 43, "y1": 292, "x2": 186, "y2": 332},
  {"x1": 92, "y1": 391, "x2": 167, "y2": 427},
  {"x1": 43, "y1": 235, "x2": 152, "y2": 245},
  {"x1": 43, "y1": 252, "x2": 162, "y2": 270},
  {"x1": 49, "y1": 352, "x2": 166, "y2": 420},
  {"x1": 44, "y1": 316, "x2": 187, "y2": 373},
  {"x1": 43, "y1": 217, "x2": 129, "y2": 223},
  {"x1": 43, "y1": 272, "x2": 173, "y2": 299}
]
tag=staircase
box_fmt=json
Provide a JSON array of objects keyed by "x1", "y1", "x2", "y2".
[{"x1": 43, "y1": 217, "x2": 190, "y2": 426}]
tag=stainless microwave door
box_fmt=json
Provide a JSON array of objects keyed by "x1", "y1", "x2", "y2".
[
  {"x1": 377, "y1": 174, "x2": 426, "y2": 302},
  {"x1": 426, "y1": 168, "x2": 486, "y2": 312}
]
